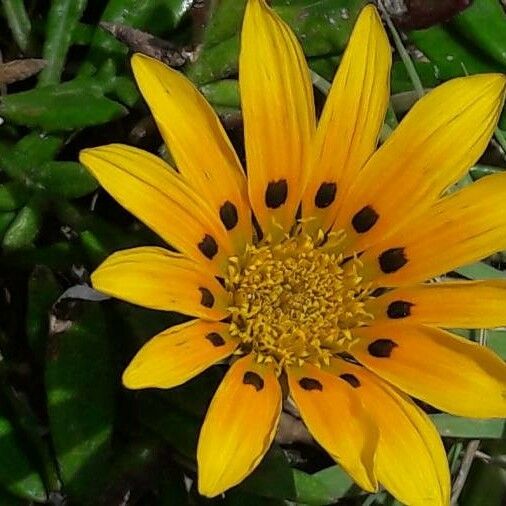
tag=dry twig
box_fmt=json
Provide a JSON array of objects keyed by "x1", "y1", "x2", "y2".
[
  {"x1": 99, "y1": 22, "x2": 189, "y2": 67},
  {"x1": 0, "y1": 58, "x2": 46, "y2": 84}
]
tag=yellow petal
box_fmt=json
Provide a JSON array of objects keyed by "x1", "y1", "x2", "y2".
[
  {"x1": 330, "y1": 359, "x2": 450, "y2": 506},
  {"x1": 367, "y1": 280, "x2": 506, "y2": 328},
  {"x1": 351, "y1": 323, "x2": 506, "y2": 418},
  {"x1": 240, "y1": 0, "x2": 315, "y2": 238},
  {"x1": 359, "y1": 173, "x2": 506, "y2": 286},
  {"x1": 334, "y1": 73, "x2": 506, "y2": 254},
  {"x1": 303, "y1": 5, "x2": 391, "y2": 234},
  {"x1": 130, "y1": 54, "x2": 252, "y2": 252},
  {"x1": 122, "y1": 320, "x2": 237, "y2": 389},
  {"x1": 286, "y1": 363, "x2": 378, "y2": 492},
  {"x1": 80, "y1": 144, "x2": 233, "y2": 275},
  {"x1": 91, "y1": 247, "x2": 229, "y2": 320},
  {"x1": 197, "y1": 355, "x2": 281, "y2": 497}
]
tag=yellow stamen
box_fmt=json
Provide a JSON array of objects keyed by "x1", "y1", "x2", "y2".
[{"x1": 226, "y1": 230, "x2": 373, "y2": 369}]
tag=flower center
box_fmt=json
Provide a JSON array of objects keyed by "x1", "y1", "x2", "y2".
[{"x1": 225, "y1": 230, "x2": 373, "y2": 368}]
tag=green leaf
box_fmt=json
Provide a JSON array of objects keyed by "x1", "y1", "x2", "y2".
[
  {"x1": 0, "y1": 414, "x2": 46, "y2": 502},
  {"x1": 455, "y1": 262, "x2": 505, "y2": 280},
  {"x1": 158, "y1": 367, "x2": 223, "y2": 418},
  {"x1": 0, "y1": 212, "x2": 16, "y2": 240},
  {"x1": 0, "y1": 182, "x2": 31, "y2": 212},
  {"x1": 242, "y1": 447, "x2": 355, "y2": 504},
  {"x1": 200, "y1": 79, "x2": 240, "y2": 109},
  {"x1": 450, "y1": 0, "x2": 506, "y2": 68},
  {"x1": 430, "y1": 414, "x2": 506, "y2": 439},
  {"x1": 38, "y1": 0, "x2": 88, "y2": 86},
  {"x1": 135, "y1": 393, "x2": 200, "y2": 461},
  {"x1": 0, "y1": 132, "x2": 62, "y2": 182},
  {"x1": 407, "y1": 25, "x2": 501, "y2": 82},
  {"x1": 0, "y1": 79, "x2": 127, "y2": 131},
  {"x1": 2, "y1": 197, "x2": 45, "y2": 251},
  {"x1": 1, "y1": 0, "x2": 32, "y2": 52},
  {"x1": 45, "y1": 301, "x2": 115, "y2": 501},
  {"x1": 158, "y1": 466, "x2": 189, "y2": 506},
  {"x1": 486, "y1": 330, "x2": 506, "y2": 359},
  {"x1": 35, "y1": 161, "x2": 98, "y2": 198},
  {"x1": 224, "y1": 489, "x2": 285, "y2": 505},
  {"x1": 26, "y1": 266, "x2": 61, "y2": 359},
  {"x1": 311, "y1": 465, "x2": 356, "y2": 500},
  {"x1": 0, "y1": 488, "x2": 27, "y2": 506}
]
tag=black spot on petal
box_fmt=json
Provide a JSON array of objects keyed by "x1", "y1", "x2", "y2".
[
  {"x1": 199, "y1": 287, "x2": 215, "y2": 308},
  {"x1": 299, "y1": 377, "x2": 323, "y2": 391},
  {"x1": 265, "y1": 180, "x2": 288, "y2": 208},
  {"x1": 198, "y1": 234, "x2": 218, "y2": 260},
  {"x1": 379, "y1": 247, "x2": 407, "y2": 274},
  {"x1": 339, "y1": 373, "x2": 361, "y2": 388},
  {"x1": 315, "y1": 182, "x2": 337, "y2": 208},
  {"x1": 219, "y1": 201, "x2": 238, "y2": 230},
  {"x1": 368, "y1": 339, "x2": 398, "y2": 358},
  {"x1": 243, "y1": 371, "x2": 264, "y2": 391},
  {"x1": 387, "y1": 300, "x2": 414, "y2": 319},
  {"x1": 205, "y1": 332, "x2": 226, "y2": 347},
  {"x1": 352, "y1": 205, "x2": 379, "y2": 233}
]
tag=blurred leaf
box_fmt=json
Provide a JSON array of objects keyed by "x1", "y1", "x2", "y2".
[
  {"x1": 0, "y1": 414, "x2": 46, "y2": 502},
  {"x1": 0, "y1": 212, "x2": 16, "y2": 239},
  {"x1": 45, "y1": 301, "x2": 115, "y2": 501},
  {"x1": 95, "y1": 438, "x2": 165, "y2": 504},
  {"x1": 0, "y1": 0, "x2": 32, "y2": 52},
  {"x1": 35, "y1": 161, "x2": 98, "y2": 198},
  {"x1": 310, "y1": 465, "x2": 356, "y2": 499},
  {"x1": 158, "y1": 367, "x2": 223, "y2": 418},
  {"x1": 0, "y1": 489, "x2": 27, "y2": 506},
  {"x1": 2, "y1": 242, "x2": 84, "y2": 270},
  {"x1": 201, "y1": 0, "x2": 247, "y2": 48},
  {"x1": 0, "y1": 134, "x2": 98, "y2": 197},
  {"x1": 455, "y1": 262, "x2": 505, "y2": 280},
  {"x1": 0, "y1": 132, "x2": 62, "y2": 182},
  {"x1": 38, "y1": 0, "x2": 88, "y2": 86},
  {"x1": 0, "y1": 182, "x2": 30, "y2": 212},
  {"x1": 200, "y1": 79, "x2": 240, "y2": 109},
  {"x1": 2, "y1": 197, "x2": 45, "y2": 251},
  {"x1": 26, "y1": 266, "x2": 61, "y2": 359},
  {"x1": 450, "y1": 0, "x2": 506, "y2": 68},
  {"x1": 390, "y1": 60, "x2": 439, "y2": 94},
  {"x1": 430, "y1": 414, "x2": 506, "y2": 439},
  {"x1": 486, "y1": 330, "x2": 506, "y2": 359},
  {"x1": 241, "y1": 446, "x2": 354, "y2": 504},
  {"x1": 157, "y1": 467, "x2": 189, "y2": 506},
  {"x1": 407, "y1": 24, "x2": 501, "y2": 82},
  {"x1": 135, "y1": 393, "x2": 200, "y2": 461},
  {"x1": 224, "y1": 489, "x2": 284, "y2": 505},
  {"x1": 53, "y1": 200, "x2": 158, "y2": 264},
  {"x1": 461, "y1": 441, "x2": 506, "y2": 506}
]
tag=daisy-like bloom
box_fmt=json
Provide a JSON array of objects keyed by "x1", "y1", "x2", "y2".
[{"x1": 80, "y1": 1, "x2": 506, "y2": 504}]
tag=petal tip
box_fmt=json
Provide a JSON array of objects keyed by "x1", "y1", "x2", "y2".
[
  {"x1": 130, "y1": 52, "x2": 149, "y2": 67},
  {"x1": 121, "y1": 362, "x2": 146, "y2": 390},
  {"x1": 197, "y1": 478, "x2": 224, "y2": 499}
]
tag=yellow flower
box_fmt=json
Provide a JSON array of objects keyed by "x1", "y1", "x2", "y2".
[{"x1": 80, "y1": 1, "x2": 506, "y2": 503}]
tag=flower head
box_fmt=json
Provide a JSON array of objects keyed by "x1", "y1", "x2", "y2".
[{"x1": 80, "y1": 1, "x2": 506, "y2": 503}]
